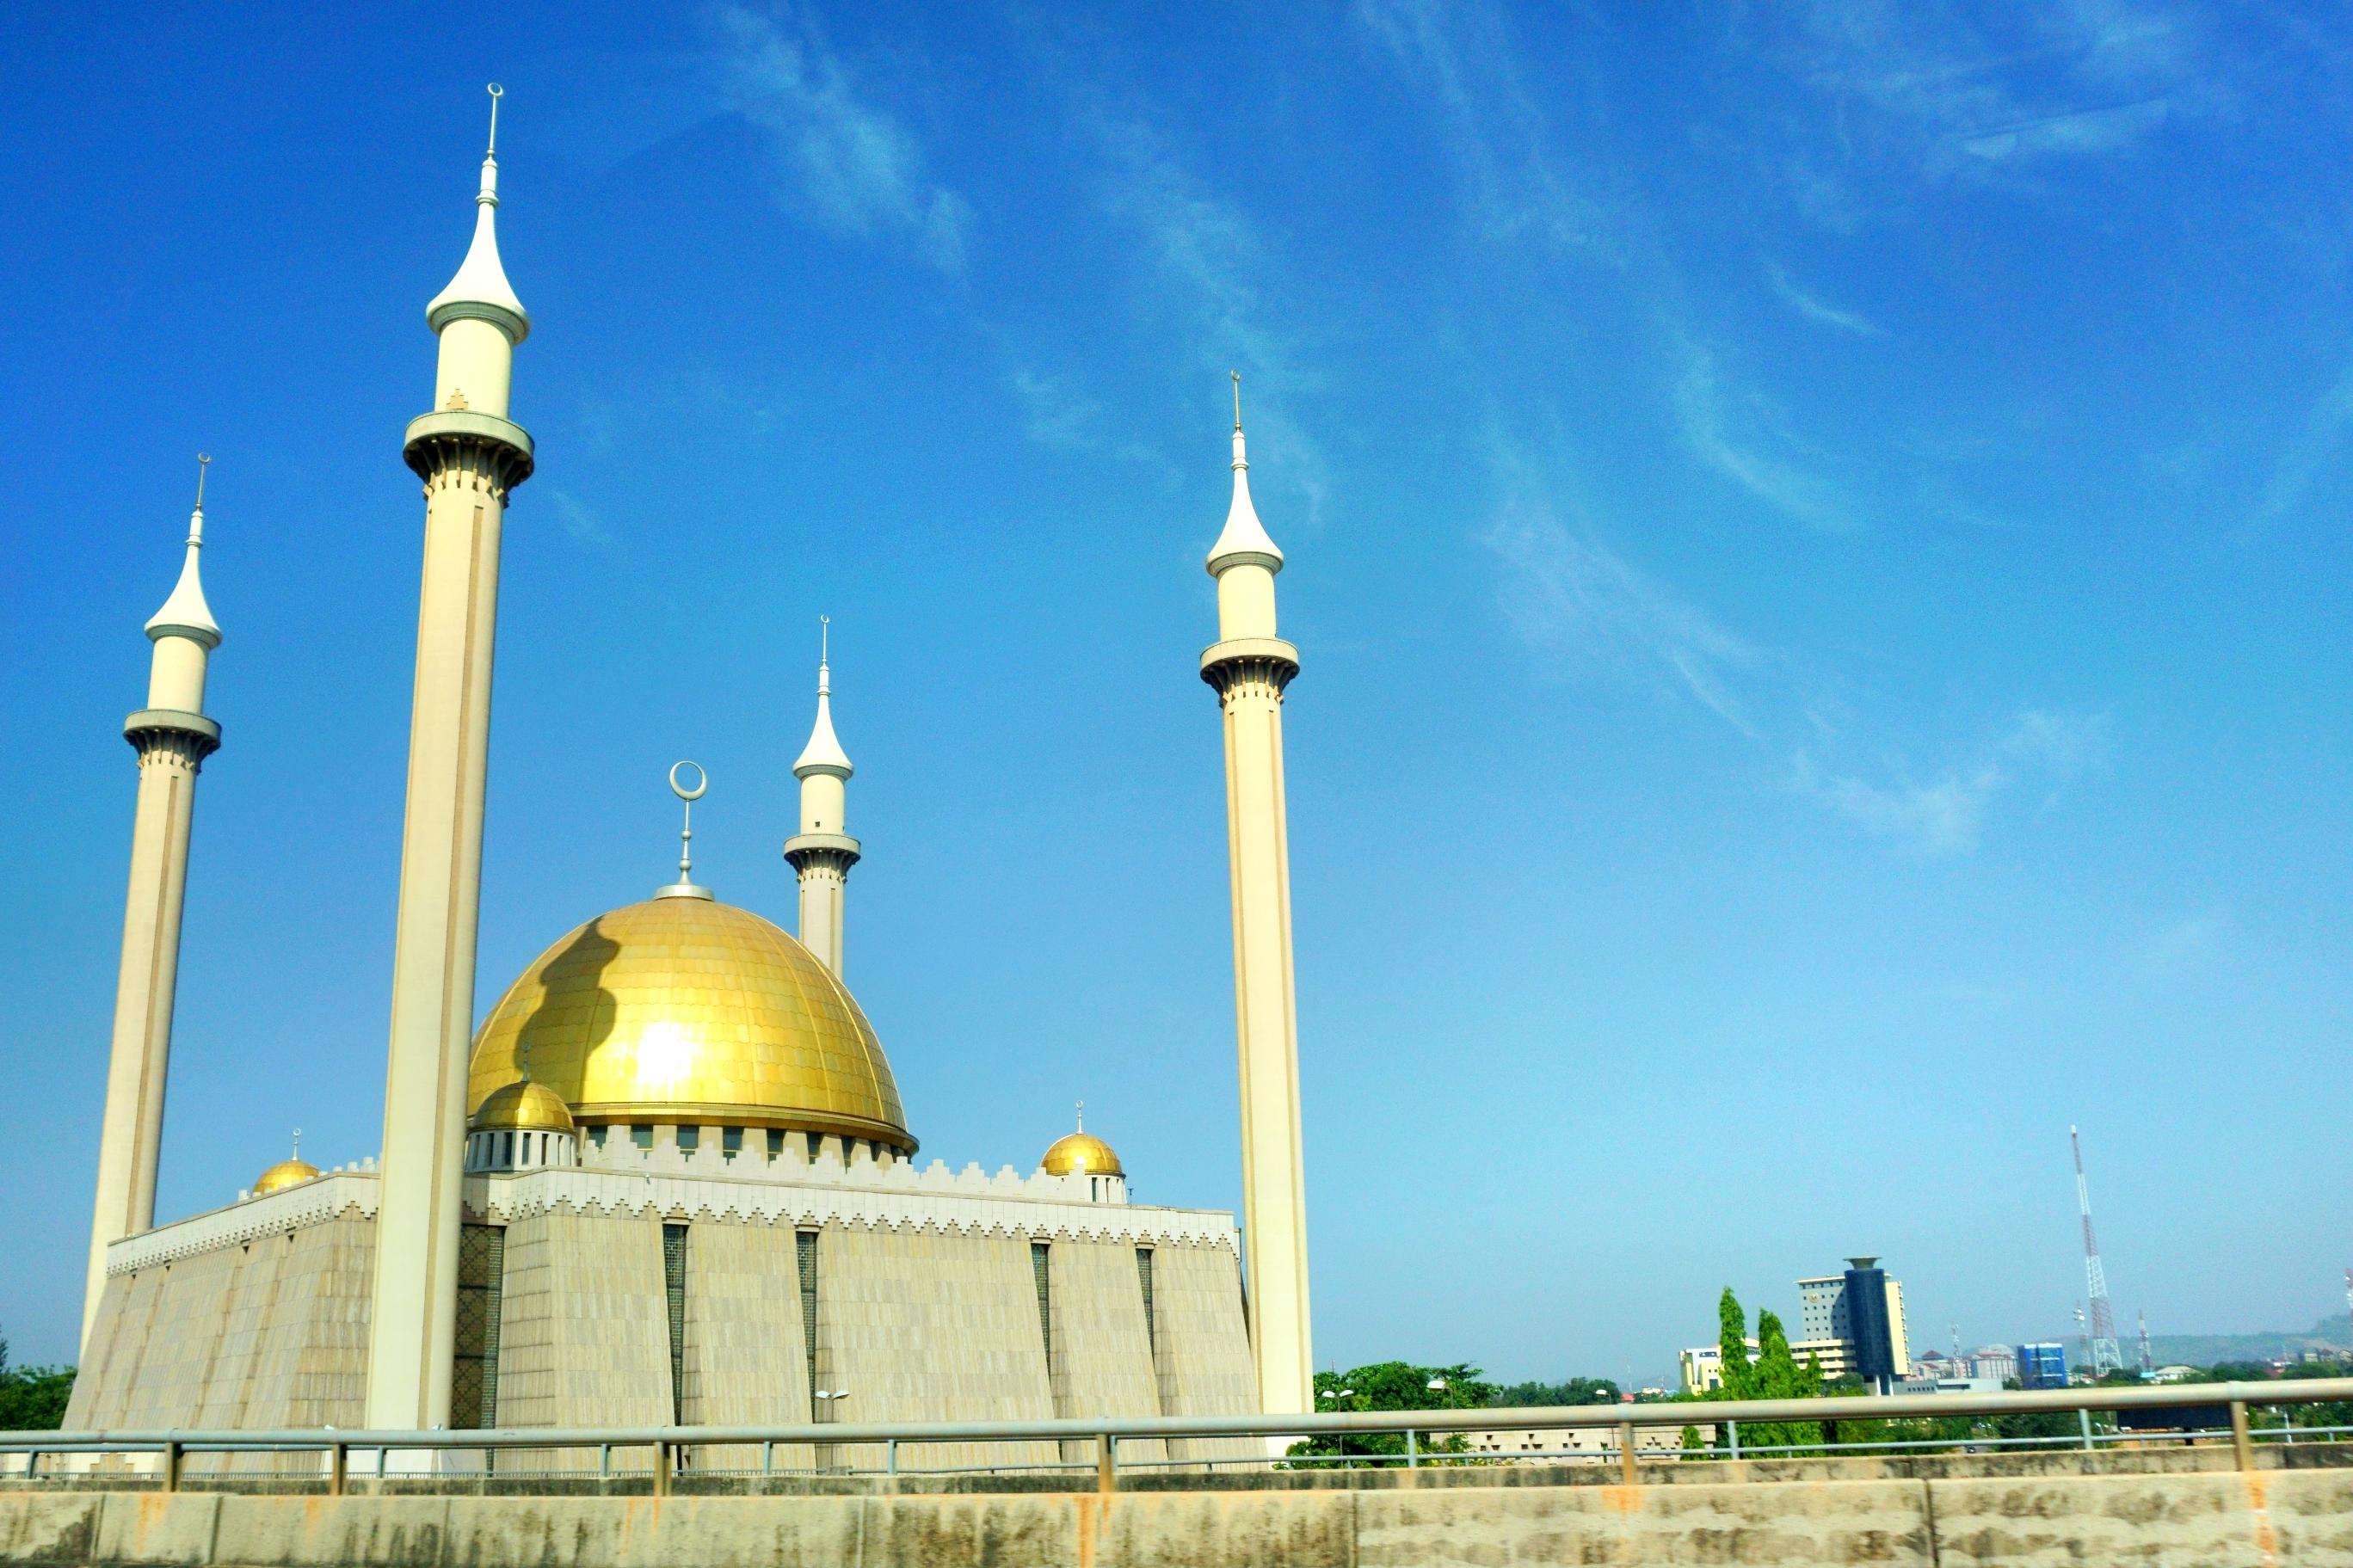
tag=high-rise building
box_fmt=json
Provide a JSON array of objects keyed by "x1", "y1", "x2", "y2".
[
  {"x1": 1796, "y1": 1258, "x2": 1910, "y2": 1393},
  {"x1": 2017, "y1": 1342, "x2": 2071, "y2": 1390},
  {"x1": 1969, "y1": 1345, "x2": 2020, "y2": 1383}
]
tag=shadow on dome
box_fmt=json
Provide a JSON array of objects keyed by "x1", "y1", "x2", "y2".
[{"x1": 508, "y1": 915, "x2": 619, "y2": 1094}]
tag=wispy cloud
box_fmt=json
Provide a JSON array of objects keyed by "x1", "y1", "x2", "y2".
[
  {"x1": 546, "y1": 489, "x2": 616, "y2": 547},
  {"x1": 2263, "y1": 355, "x2": 2353, "y2": 517},
  {"x1": 1484, "y1": 451, "x2": 1759, "y2": 735},
  {"x1": 2142, "y1": 907, "x2": 2226, "y2": 975},
  {"x1": 1675, "y1": 346, "x2": 1857, "y2": 533},
  {"x1": 1792, "y1": 710, "x2": 2110, "y2": 855},
  {"x1": 1748, "y1": 1, "x2": 2214, "y2": 212},
  {"x1": 1006, "y1": 366, "x2": 1101, "y2": 451},
  {"x1": 717, "y1": 4, "x2": 970, "y2": 271},
  {"x1": 1081, "y1": 105, "x2": 1332, "y2": 525},
  {"x1": 1352, "y1": 0, "x2": 1614, "y2": 260},
  {"x1": 1767, "y1": 261, "x2": 1884, "y2": 336}
]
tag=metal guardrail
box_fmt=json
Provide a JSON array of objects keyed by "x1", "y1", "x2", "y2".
[{"x1": 3, "y1": 1379, "x2": 2346, "y2": 1495}]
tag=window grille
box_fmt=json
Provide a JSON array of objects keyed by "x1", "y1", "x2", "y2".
[
  {"x1": 451, "y1": 1224, "x2": 506, "y2": 1430},
  {"x1": 797, "y1": 1230, "x2": 822, "y2": 1414},
  {"x1": 662, "y1": 1223, "x2": 688, "y2": 1426},
  {"x1": 1032, "y1": 1242, "x2": 1053, "y2": 1371},
  {"x1": 1136, "y1": 1249, "x2": 1156, "y2": 1351}
]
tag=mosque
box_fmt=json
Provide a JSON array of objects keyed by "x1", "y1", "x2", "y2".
[{"x1": 62, "y1": 89, "x2": 1315, "y2": 1466}]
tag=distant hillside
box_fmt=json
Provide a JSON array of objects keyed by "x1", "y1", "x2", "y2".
[{"x1": 2114, "y1": 1314, "x2": 2350, "y2": 1370}]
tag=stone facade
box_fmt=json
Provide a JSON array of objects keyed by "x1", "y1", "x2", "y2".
[{"x1": 65, "y1": 1151, "x2": 1255, "y2": 1473}]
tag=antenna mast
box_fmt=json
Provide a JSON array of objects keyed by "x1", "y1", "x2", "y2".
[{"x1": 2073, "y1": 1127, "x2": 2123, "y2": 1374}]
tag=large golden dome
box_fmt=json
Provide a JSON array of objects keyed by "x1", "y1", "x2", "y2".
[{"x1": 467, "y1": 895, "x2": 913, "y2": 1152}]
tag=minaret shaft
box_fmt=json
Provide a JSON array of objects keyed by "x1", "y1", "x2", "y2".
[
  {"x1": 365, "y1": 470, "x2": 511, "y2": 1427},
  {"x1": 1212, "y1": 658, "x2": 1311, "y2": 1416},
  {"x1": 83, "y1": 728, "x2": 213, "y2": 1345}
]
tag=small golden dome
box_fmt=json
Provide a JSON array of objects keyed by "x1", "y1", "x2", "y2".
[
  {"x1": 251, "y1": 1158, "x2": 320, "y2": 1196},
  {"x1": 1042, "y1": 1131, "x2": 1122, "y2": 1178},
  {"x1": 467, "y1": 895, "x2": 914, "y2": 1152},
  {"x1": 470, "y1": 1079, "x2": 576, "y2": 1134}
]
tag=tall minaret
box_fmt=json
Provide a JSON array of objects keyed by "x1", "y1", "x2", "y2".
[
  {"x1": 785, "y1": 618, "x2": 859, "y2": 975},
  {"x1": 1198, "y1": 374, "x2": 1313, "y2": 1416},
  {"x1": 364, "y1": 84, "x2": 535, "y2": 1430},
  {"x1": 82, "y1": 456, "x2": 224, "y2": 1349}
]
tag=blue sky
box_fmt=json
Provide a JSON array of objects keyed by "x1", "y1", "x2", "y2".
[{"x1": 2, "y1": 2, "x2": 2349, "y2": 1384}]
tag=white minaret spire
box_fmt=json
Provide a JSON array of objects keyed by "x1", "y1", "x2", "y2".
[
  {"x1": 1199, "y1": 373, "x2": 1313, "y2": 1417},
  {"x1": 785, "y1": 616, "x2": 860, "y2": 976},
  {"x1": 366, "y1": 83, "x2": 537, "y2": 1431},
  {"x1": 84, "y1": 454, "x2": 225, "y2": 1348}
]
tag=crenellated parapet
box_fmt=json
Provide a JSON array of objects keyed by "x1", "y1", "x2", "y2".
[{"x1": 463, "y1": 1165, "x2": 1239, "y2": 1252}]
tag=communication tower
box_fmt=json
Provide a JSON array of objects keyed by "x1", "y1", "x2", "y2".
[{"x1": 2072, "y1": 1127, "x2": 2123, "y2": 1374}]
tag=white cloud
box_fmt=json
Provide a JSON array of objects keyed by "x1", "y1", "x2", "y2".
[
  {"x1": 1752, "y1": 0, "x2": 2213, "y2": 209},
  {"x1": 717, "y1": 4, "x2": 970, "y2": 271},
  {"x1": 1483, "y1": 456, "x2": 1759, "y2": 735},
  {"x1": 1792, "y1": 710, "x2": 2110, "y2": 854},
  {"x1": 2263, "y1": 356, "x2": 2353, "y2": 518},
  {"x1": 1766, "y1": 261, "x2": 1884, "y2": 336},
  {"x1": 1352, "y1": 0, "x2": 1613, "y2": 260},
  {"x1": 1007, "y1": 366, "x2": 1101, "y2": 452},
  {"x1": 1082, "y1": 107, "x2": 1332, "y2": 526},
  {"x1": 1674, "y1": 347, "x2": 1857, "y2": 533},
  {"x1": 546, "y1": 489, "x2": 615, "y2": 547}
]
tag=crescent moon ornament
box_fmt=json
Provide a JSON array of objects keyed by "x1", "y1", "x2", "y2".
[{"x1": 669, "y1": 760, "x2": 708, "y2": 802}]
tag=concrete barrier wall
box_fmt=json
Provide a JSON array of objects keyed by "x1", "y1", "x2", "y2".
[{"x1": 3, "y1": 1468, "x2": 2350, "y2": 1566}]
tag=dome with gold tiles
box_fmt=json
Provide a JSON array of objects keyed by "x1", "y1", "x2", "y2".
[
  {"x1": 251, "y1": 1156, "x2": 320, "y2": 1196},
  {"x1": 466, "y1": 894, "x2": 913, "y2": 1153}
]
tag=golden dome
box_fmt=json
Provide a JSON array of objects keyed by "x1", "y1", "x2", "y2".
[
  {"x1": 470, "y1": 1079, "x2": 576, "y2": 1134},
  {"x1": 251, "y1": 1158, "x2": 320, "y2": 1196},
  {"x1": 467, "y1": 895, "x2": 913, "y2": 1152},
  {"x1": 1041, "y1": 1131, "x2": 1122, "y2": 1178}
]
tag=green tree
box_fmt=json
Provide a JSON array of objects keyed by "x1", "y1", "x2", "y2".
[
  {"x1": 1288, "y1": 1362, "x2": 1499, "y2": 1467},
  {"x1": 1716, "y1": 1288, "x2": 1755, "y2": 1399},
  {"x1": 1740, "y1": 1310, "x2": 1823, "y2": 1453},
  {"x1": 1487, "y1": 1377, "x2": 1622, "y2": 1409},
  {"x1": 0, "y1": 1330, "x2": 76, "y2": 1431}
]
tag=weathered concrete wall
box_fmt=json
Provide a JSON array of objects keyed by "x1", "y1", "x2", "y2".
[{"x1": 6, "y1": 1467, "x2": 2350, "y2": 1566}]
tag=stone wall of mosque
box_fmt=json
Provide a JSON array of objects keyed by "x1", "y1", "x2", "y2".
[
  {"x1": 65, "y1": 1159, "x2": 1256, "y2": 1469},
  {"x1": 65, "y1": 1212, "x2": 375, "y2": 1471}
]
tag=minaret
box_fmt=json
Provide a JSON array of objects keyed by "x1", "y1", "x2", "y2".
[
  {"x1": 1198, "y1": 374, "x2": 1313, "y2": 1417},
  {"x1": 784, "y1": 618, "x2": 859, "y2": 975},
  {"x1": 81, "y1": 456, "x2": 224, "y2": 1349},
  {"x1": 364, "y1": 84, "x2": 535, "y2": 1430}
]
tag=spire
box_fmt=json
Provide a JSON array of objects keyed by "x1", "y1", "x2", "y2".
[
  {"x1": 146, "y1": 453, "x2": 221, "y2": 649},
  {"x1": 792, "y1": 617, "x2": 853, "y2": 778},
  {"x1": 654, "y1": 760, "x2": 712, "y2": 900},
  {"x1": 425, "y1": 83, "x2": 530, "y2": 341},
  {"x1": 1205, "y1": 371, "x2": 1283, "y2": 575}
]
